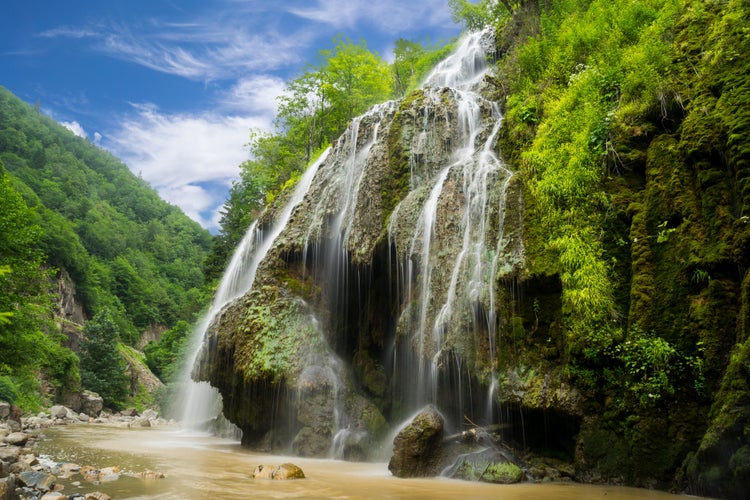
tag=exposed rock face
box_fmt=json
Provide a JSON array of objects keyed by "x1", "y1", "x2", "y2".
[
  {"x1": 388, "y1": 405, "x2": 445, "y2": 478},
  {"x1": 56, "y1": 268, "x2": 85, "y2": 350},
  {"x1": 192, "y1": 18, "x2": 749, "y2": 497}
]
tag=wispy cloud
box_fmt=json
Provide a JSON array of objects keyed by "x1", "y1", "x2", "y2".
[
  {"x1": 38, "y1": 26, "x2": 99, "y2": 39},
  {"x1": 287, "y1": 0, "x2": 454, "y2": 33},
  {"x1": 40, "y1": 19, "x2": 309, "y2": 82},
  {"x1": 106, "y1": 103, "x2": 274, "y2": 230}
]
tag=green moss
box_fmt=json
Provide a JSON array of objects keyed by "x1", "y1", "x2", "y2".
[{"x1": 483, "y1": 462, "x2": 524, "y2": 484}]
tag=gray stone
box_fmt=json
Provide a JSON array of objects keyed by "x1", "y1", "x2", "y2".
[
  {"x1": 3, "y1": 431, "x2": 29, "y2": 446},
  {"x1": 49, "y1": 405, "x2": 68, "y2": 419},
  {"x1": 18, "y1": 470, "x2": 56, "y2": 491},
  {"x1": 141, "y1": 409, "x2": 158, "y2": 421},
  {"x1": 443, "y1": 448, "x2": 524, "y2": 484},
  {"x1": 80, "y1": 391, "x2": 103, "y2": 417},
  {"x1": 0, "y1": 402, "x2": 10, "y2": 419},
  {"x1": 0, "y1": 446, "x2": 20, "y2": 463}
]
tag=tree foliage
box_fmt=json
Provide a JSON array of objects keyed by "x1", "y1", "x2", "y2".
[
  {"x1": 206, "y1": 38, "x2": 394, "y2": 277},
  {"x1": 78, "y1": 310, "x2": 128, "y2": 408},
  {"x1": 0, "y1": 163, "x2": 79, "y2": 406},
  {"x1": 0, "y1": 86, "x2": 213, "y2": 337}
]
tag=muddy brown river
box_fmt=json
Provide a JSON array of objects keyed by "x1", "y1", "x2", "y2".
[{"x1": 35, "y1": 425, "x2": 699, "y2": 499}]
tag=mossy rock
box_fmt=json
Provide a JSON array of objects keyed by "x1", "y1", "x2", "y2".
[{"x1": 444, "y1": 448, "x2": 524, "y2": 484}]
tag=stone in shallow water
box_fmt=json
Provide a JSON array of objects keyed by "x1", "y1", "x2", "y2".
[
  {"x1": 17, "y1": 470, "x2": 56, "y2": 491},
  {"x1": 252, "y1": 463, "x2": 305, "y2": 480}
]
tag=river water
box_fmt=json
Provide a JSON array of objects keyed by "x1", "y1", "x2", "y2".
[{"x1": 34, "y1": 425, "x2": 697, "y2": 500}]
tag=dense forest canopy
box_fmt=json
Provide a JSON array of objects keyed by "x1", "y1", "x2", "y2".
[{"x1": 0, "y1": 86, "x2": 213, "y2": 407}]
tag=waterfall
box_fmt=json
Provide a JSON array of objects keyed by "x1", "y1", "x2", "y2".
[
  {"x1": 386, "y1": 27, "x2": 518, "y2": 426},
  {"x1": 179, "y1": 148, "x2": 329, "y2": 433},
  {"x1": 187, "y1": 27, "x2": 523, "y2": 455}
]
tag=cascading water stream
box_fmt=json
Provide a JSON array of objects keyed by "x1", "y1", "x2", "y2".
[
  {"x1": 179, "y1": 148, "x2": 330, "y2": 433},
  {"x1": 184, "y1": 27, "x2": 521, "y2": 455},
  {"x1": 385, "y1": 27, "x2": 518, "y2": 426}
]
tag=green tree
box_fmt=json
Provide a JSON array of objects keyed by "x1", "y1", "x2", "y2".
[
  {"x1": 318, "y1": 37, "x2": 393, "y2": 128},
  {"x1": 391, "y1": 38, "x2": 455, "y2": 96},
  {"x1": 79, "y1": 309, "x2": 128, "y2": 408},
  {"x1": 0, "y1": 164, "x2": 50, "y2": 374},
  {"x1": 448, "y1": 0, "x2": 518, "y2": 29}
]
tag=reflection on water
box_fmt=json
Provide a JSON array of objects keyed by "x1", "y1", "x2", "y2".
[{"x1": 36, "y1": 425, "x2": 691, "y2": 499}]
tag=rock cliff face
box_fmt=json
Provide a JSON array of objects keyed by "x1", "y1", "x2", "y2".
[{"x1": 194, "y1": 15, "x2": 750, "y2": 498}]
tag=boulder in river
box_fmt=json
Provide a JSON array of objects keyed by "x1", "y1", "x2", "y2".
[
  {"x1": 252, "y1": 463, "x2": 305, "y2": 480},
  {"x1": 17, "y1": 470, "x2": 57, "y2": 491},
  {"x1": 388, "y1": 405, "x2": 445, "y2": 478}
]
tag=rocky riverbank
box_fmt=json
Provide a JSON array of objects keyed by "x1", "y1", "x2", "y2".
[{"x1": 0, "y1": 399, "x2": 172, "y2": 499}]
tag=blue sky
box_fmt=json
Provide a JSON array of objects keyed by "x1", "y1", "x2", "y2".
[{"x1": 1, "y1": 1, "x2": 461, "y2": 232}]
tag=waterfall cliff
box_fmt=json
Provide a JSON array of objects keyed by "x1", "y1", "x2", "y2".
[{"x1": 191, "y1": 28, "x2": 528, "y2": 457}]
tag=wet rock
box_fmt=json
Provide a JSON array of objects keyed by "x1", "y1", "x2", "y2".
[
  {"x1": 85, "y1": 493, "x2": 111, "y2": 500},
  {"x1": 98, "y1": 466, "x2": 120, "y2": 482},
  {"x1": 59, "y1": 463, "x2": 80, "y2": 478},
  {"x1": 252, "y1": 464, "x2": 275, "y2": 479},
  {"x1": 18, "y1": 470, "x2": 57, "y2": 491},
  {"x1": 443, "y1": 448, "x2": 524, "y2": 484},
  {"x1": 388, "y1": 405, "x2": 445, "y2": 478},
  {"x1": 120, "y1": 408, "x2": 137, "y2": 417},
  {"x1": 3, "y1": 432, "x2": 28, "y2": 446},
  {"x1": 252, "y1": 463, "x2": 305, "y2": 480},
  {"x1": 80, "y1": 465, "x2": 99, "y2": 482},
  {"x1": 135, "y1": 469, "x2": 165, "y2": 480}
]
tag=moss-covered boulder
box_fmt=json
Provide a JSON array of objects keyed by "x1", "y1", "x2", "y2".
[
  {"x1": 388, "y1": 405, "x2": 445, "y2": 477},
  {"x1": 444, "y1": 448, "x2": 524, "y2": 484}
]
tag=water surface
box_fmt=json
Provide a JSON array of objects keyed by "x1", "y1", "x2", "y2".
[{"x1": 34, "y1": 425, "x2": 699, "y2": 499}]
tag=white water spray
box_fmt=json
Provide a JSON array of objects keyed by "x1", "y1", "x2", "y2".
[{"x1": 179, "y1": 149, "x2": 330, "y2": 433}]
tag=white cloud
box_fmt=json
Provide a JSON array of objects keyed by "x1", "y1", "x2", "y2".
[
  {"x1": 82, "y1": 21, "x2": 307, "y2": 82},
  {"x1": 221, "y1": 75, "x2": 287, "y2": 115},
  {"x1": 93, "y1": 131, "x2": 103, "y2": 144},
  {"x1": 61, "y1": 120, "x2": 87, "y2": 138},
  {"x1": 107, "y1": 104, "x2": 273, "y2": 230}
]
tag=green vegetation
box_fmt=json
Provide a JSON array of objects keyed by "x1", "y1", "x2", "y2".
[
  {"x1": 477, "y1": 0, "x2": 749, "y2": 495},
  {"x1": 0, "y1": 86, "x2": 212, "y2": 409},
  {"x1": 78, "y1": 310, "x2": 129, "y2": 408},
  {"x1": 0, "y1": 86, "x2": 212, "y2": 340},
  {"x1": 206, "y1": 36, "x2": 456, "y2": 277}
]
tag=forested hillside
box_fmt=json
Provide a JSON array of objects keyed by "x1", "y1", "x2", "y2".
[{"x1": 0, "y1": 86, "x2": 212, "y2": 408}]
